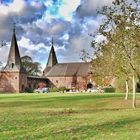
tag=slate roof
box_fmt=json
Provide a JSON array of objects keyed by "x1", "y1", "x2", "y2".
[
  {"x1": 45, "y1": 62, "x2": 91, "y2": 77},
  {"x1": 46, "y1": 38, "x2": 58, "y2": 67},
  {"x1": 4, "y1": 28, "x2": 26, "y2": 73}
]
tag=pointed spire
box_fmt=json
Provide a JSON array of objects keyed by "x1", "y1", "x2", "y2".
[
  {"x1": 4, "y1": 24, "x2": 25, "y2": 72},
  {"x1": 46, "y1": 38, "x2": 58, "y2": 67},
  {"x1": 51, "y1": 37, "x2": 53, "y2": 47},
  {"x1": 13, "y1": 22, "x2": 16, "y2": 34}
]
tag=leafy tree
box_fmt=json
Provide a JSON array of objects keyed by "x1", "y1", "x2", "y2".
[
  {"x1": 21, "y1": 55, "x2": 42, "y2": 76},
  {"x1": 91, "y1": 0, "x2": 140, "y2": 108}
]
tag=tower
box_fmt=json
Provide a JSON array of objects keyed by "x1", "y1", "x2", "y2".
[
  {"x1": 47, "y1": 38, "x2": 58, "y2": 67},
  {"x1": 4, "y1": 25, "x2": 25, "y2": 72},
  {"x1": 43, "y1": 38, "x2": 58, "y2": 75},
  {"x1": 1, "y1": 26, "x2": 27, "y2": 92}
]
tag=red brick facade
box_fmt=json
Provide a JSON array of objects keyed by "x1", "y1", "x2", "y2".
[
  {"x1": 0, "y1": 71, "x2": 27, "y2": 93},
  {"x1": 42, "y1": 44, "x2": 92, "y2": 91},
  {"x1": 48, "y1": 75, "x2": 90, "y2": 91}
]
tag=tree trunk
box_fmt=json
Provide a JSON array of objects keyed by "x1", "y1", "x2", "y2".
[
  {"x1": 132, "y1": 71, "x2": 136, "y2": 108},
  {"x1": 125, "y1": 79, "x2": 129, "y2": 100}
]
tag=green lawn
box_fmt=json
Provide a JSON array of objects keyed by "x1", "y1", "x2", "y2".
[{"x1": 0, "y1": 93, "x2": 140, "y2": 140}]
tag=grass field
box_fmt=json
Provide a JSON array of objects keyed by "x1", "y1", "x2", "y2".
[{"x1": 0, "y1": 93, "x2": 140, "y2": 140}]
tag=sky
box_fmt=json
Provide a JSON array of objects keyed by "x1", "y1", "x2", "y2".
[{"x1": 0, "y1": 0, "x2": 113, "y2": 69}]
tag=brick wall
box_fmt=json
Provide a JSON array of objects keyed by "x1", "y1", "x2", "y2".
[
  {"x1": 48, "y1": 76, "x2": 89, "y2": 91},
  {"x1": 0, "y1": 71, "x2": 27, "y2": 93},
  {"x1": 19, "y1": 73, "x2": 27, "y2": 92}
]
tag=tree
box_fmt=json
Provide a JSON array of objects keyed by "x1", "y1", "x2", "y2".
[
  {"x1": 91, "y1": 0, "x2": 140, "y2": 108},
  {"x1": 21, "y1": 55, "x2": 42, "y2": 76}
]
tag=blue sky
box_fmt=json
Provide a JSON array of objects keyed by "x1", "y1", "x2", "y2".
[{"x1": 0, "y1": 0, "x2": 113, "y2": 70}]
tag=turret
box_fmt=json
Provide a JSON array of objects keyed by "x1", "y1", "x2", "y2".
[
  {"x1": 43, "y1": 38, "x2": 58, "y2": 76},
  {"x1": 46, "y1": 38, "x2": 58, "y2": 67},
  {"x1": 4, "y1": 25, "x2": 26, "y2": 72}
]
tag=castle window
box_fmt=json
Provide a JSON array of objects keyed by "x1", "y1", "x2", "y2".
[{"x1": 12, "y1": 63, "x2": 14, "y2": 68}]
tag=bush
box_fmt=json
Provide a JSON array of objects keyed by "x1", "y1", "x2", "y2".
[
  {"x1": 24, "y1": 87, "x2": 34, "y2": 93},
  {"x1": 49, "y1": 87, "x2": 59, "y2": 92},
  {"x1": 49, "y1": 87, "x2": 70, "y2": 93},
  {"x1": 104, "y1": 87, "x2": 115, "y2": 93},
  {"x1": 59, "y1": 87, "x2": 67, "y2": 92}
]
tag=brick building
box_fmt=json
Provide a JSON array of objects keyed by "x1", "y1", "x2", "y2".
[
  {"x1": 43, "y1": 39, "x2": 92, "y2": 91},
  {"x1": 0, "y1": 28, "x2": 27, "y2": 92},
  {"x1": 0, "y1": 29, "x2": 92, "y2": 93},
  {"x1": 0, "y1": 28, "x2": 48, "y2": 93}
]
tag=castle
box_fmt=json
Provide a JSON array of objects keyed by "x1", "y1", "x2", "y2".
[{"x1": 0, "y1": 28, "x2": 92, "y2": 93}]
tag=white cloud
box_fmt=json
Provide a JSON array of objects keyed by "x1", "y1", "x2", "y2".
[
  {"x1": 58, "y1": 0, "x2": 81, "y2": 21},
  {"x1": 0, "y1": 5, "x2": 9, "y2": 15},
  {"x1": 44, "y1": 0, "x2": 53, "y2": 7},
  {"x1": 19, "y1": 36, "x2": 48, "y2": 51},
  {"x1": 43, "y1": 0, "x2": 81, "y2": 21},
  {"x1": 76, "y1": 0, "x2": 113, "y2": 18},
  {"x1": 9, "y1": 0, "x2": 25, "y2": 13},
  {"x1": 0, "y1": 0, "x2": 25, "y2": 15},
  {"x1": 0, "y1": 43, "x2": 10, "y2": 64},
  {"x1": 60, "y1": 34, "x2": 69, "y2": 40},
  {"x1": 18, "y1": 37, "x2": 51, "y2": 69}
]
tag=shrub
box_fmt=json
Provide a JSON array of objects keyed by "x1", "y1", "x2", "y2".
[
  {"x1": 104, "y1": 87, "x2": 115, "y2": 93},
  {"x1": 49, "y1": 87, "x2": 59, "y2": 92},
  {"x1": 49, "y1": 87, "x2": 70, "y2": 93},
  {"x1": 24, "y1": 87, "x2": 34, "y2": 93},
  {"x1": 59, "y1": 86, "x2": 67, "y2": 92}
]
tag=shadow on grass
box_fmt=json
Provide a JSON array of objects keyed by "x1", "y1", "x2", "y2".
[{"x1": 53, "y1": 117, "x2": 140, "y2": 138}]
